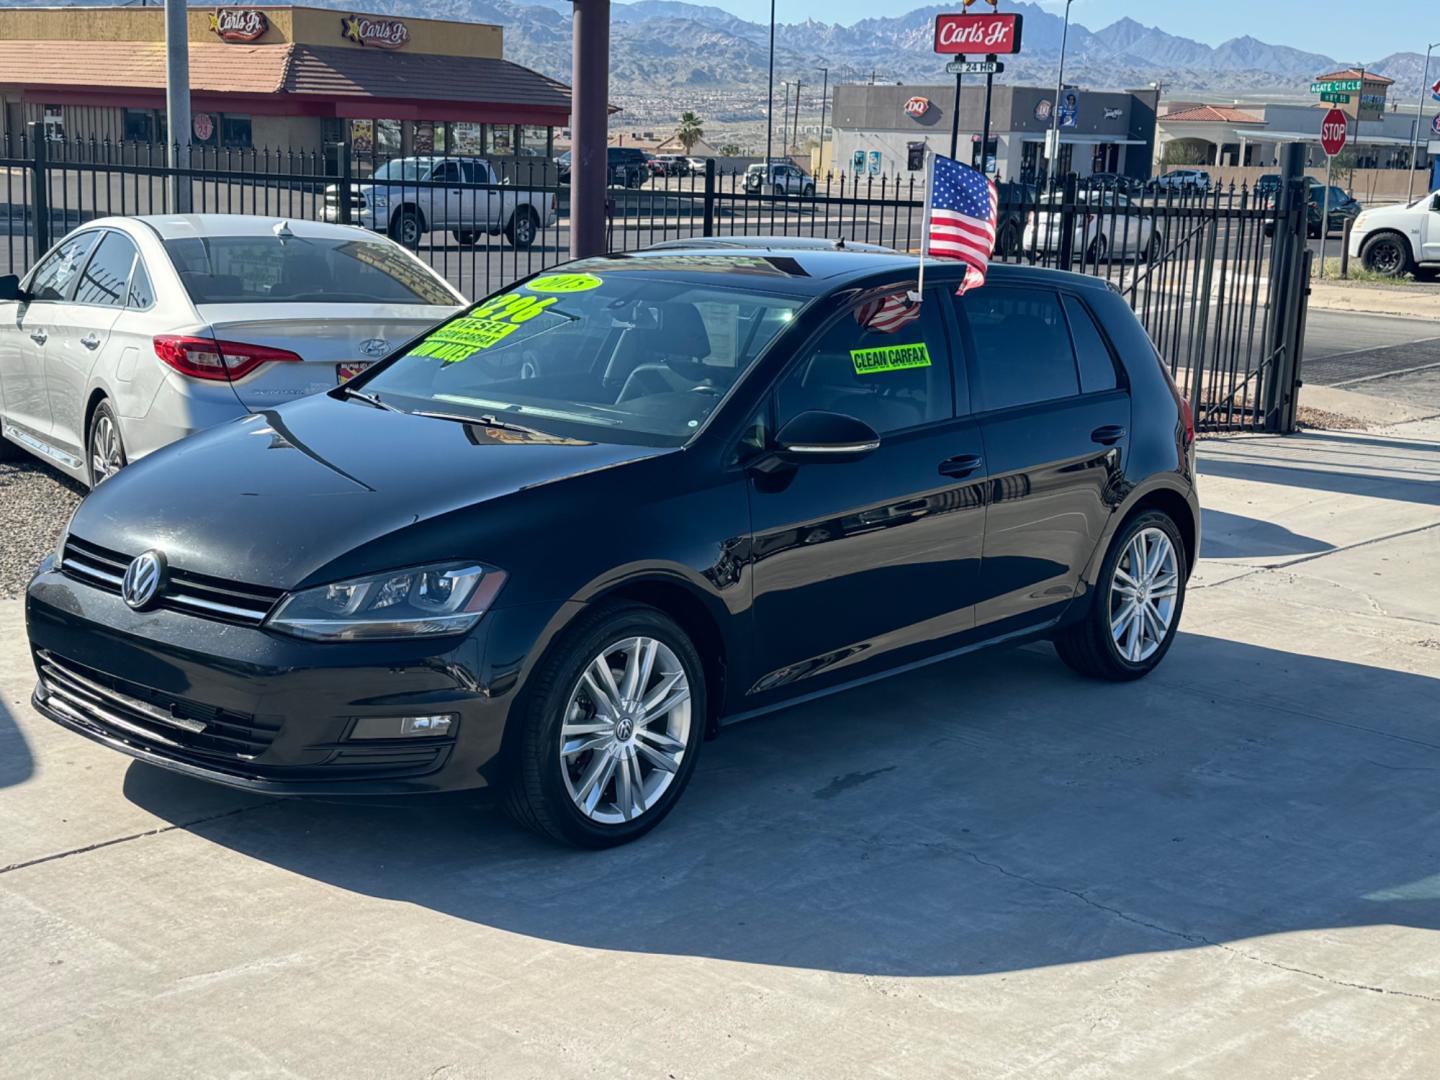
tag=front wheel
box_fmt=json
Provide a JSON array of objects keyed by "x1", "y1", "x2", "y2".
[
  {"x1": 1146, "y1": 230, "x2": 1164, "y2": 262},
  {"x1": 388, "y1": 207, "x2": 424, "y2": 249},
  {"x1": 503, "y1": 603, "x2": 706, "y2": 847},
  {"x1": 1360, "y1": 233, "x2": 1413, "y2": 278},
  {"x1": 505, "y1": 209, "x2": 539, "y2": 249},
  {"x1": 87, "y1": 399, "x2": 127, "y2": 488},
  {"x1": 1054, "y1": 511, "x2": 1187, "y2": 681},
  {"x1": 453, "y1": 230, "x2": 478, "y2": 247}
]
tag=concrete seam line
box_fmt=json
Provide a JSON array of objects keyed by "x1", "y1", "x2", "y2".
[
  {"x1": 0, "y1": 804, "x2": 260, "y2": 877},
  {"x1": 933, "y1": 842, "x2": 1440, "y2": 1004},
  {"x1": 1331, "y1": 358, "x2": 1440, "y2": 387},
  {"x1": 1306, "y1": 334, "x2": 1440, "y2": 367},
  {"x1": 1193, "y1": 520, "x2": 1440, "y2": 593}
]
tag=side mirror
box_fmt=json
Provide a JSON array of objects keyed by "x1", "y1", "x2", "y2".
[
  {"x1": 0, "y1": 274, "x2": 26, "y2": 302},
  {"x1": 1431, "y1": 194, "x2": 1440, "y2": 213},
  {"x1": 752, "y1": 411, "x2": 881, "y2": 473}
]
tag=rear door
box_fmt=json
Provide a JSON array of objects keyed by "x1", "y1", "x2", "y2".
[
  {"x1": 47, "y1": 229, "x2": 135, "y2": 457},
  {"x1": 955, "y1": 284, "x2": 1130, "y2": 631},
  {"x1": 745, "y1": 287, "x2": 990, "y2": 702}
]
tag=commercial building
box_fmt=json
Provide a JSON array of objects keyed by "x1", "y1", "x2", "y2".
[
  {"x1": 0, "y1": 5, "x2": 570, "y2": 163},
  {"x1": 827, "y1": 82, "x2": 1161, "y2": 181}
]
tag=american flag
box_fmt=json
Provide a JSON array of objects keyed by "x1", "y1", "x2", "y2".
[
  {"x1": 855, "y1": 292, "x2": 923, "y2": 334},
  {"x1": 927, "y1": 154, "x2": 999, "y2": 295}
]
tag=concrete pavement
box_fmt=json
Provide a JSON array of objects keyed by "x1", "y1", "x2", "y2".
[{"x1": 1, "y1": 423, "x2": 1438, "y2": 1078}]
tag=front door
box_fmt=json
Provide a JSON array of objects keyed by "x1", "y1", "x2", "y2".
[
  {"x1": 745, "y1": 287, "x2": 989, "y2": 703},
  {"x1": 1423, "y1": 195, "x2": 1440, "y2": 263},
  {"x1": 955, "y1": 284, "x2": 1130, "y2": 631}
]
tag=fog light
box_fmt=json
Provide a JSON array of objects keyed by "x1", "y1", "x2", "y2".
[{"x1": 350, "y1": 714, "x2": 456, "y2": 740}]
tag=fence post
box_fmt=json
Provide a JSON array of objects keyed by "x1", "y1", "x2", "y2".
[
  {"x1": 702, "y1": 158, "x2": 716, "y2": 237},
  {"x1": 335, "y1": 141, "x2": 352, "y2": 225},
  {"x1": 28, "y1": 122, "x2": 49, "y2": 261},
  {"x1": 1339, "y1": 216, "x2": 1354, "y2": 279},
  {"x1": 1264, "y1": 168, "x2": 1309, "y2": 433},
  {"x1": 1056, "y1": 173, "x2": 1077, "y2": 272}
]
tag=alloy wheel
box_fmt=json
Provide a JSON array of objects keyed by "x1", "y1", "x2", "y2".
[
  {"x1": 1109, "y1": 527, "x2": 1179, "y2": 664},
  {"x1": 90, "y1": 413, "x2": 124, "y2": 484},
  {"x1": 559, "y1": 636, "x2": 691, "y2": 825},
  {"x1": 1367, "y1": 239, "x2": 1404, "y2": 276}
]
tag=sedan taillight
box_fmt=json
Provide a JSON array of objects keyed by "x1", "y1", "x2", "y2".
[{"x1": 153, "y1": 336, "x2": 303, "y2": 381}]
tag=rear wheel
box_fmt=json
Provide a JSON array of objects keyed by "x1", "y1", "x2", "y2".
[
  {"x1": 1146, "y1": 230, "x2": 1164, "y2": 262},
  {"x1": 997, "y1": 220, "x2": 1020, "y2": 257},
  {"x1": 1360, "y1": 232, "x2": 1414, "y2": 278},
  {"x1": 388, "y1": 206, "x2": 424, "y2": 249},
  {"x1": 505, "y1": 208, "x2": 539, "y2": 249},
  {"x1": 86, "y1": 399, "x2": 127, "y2": 488},
  {"x1": 1054, "y1": 510, "x2": 1187, "y2": 681},
  {"x1": 503, "y1": 603, "x2": 706, "y2": 848}
]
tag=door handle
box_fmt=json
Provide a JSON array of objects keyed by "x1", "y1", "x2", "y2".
[
  {"x1": 81, "y1": 333, "x2": 101, "y2": 350},
  {"x1": 939, "y1": 453, "x2": 984, "y2": 478},
  {"x1": 29, "y1": 330, "x2": 47, "y2": 345},
  {"x1": 1091, "y1": 425, "x2": 1127, "y2": 446}
]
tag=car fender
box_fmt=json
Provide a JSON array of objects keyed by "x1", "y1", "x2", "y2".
[{"x1": 1076, "y1": 474, "x2": 1199, "y2": 594}]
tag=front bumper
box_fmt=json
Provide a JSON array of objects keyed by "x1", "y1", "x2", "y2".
[{"x1": 26, "y1": 565, "x2": 568, "y2": 796}]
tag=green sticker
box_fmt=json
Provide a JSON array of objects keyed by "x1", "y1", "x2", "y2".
[
  {"x1": 851, "y1": 342, "x2": 932, "y2": 375},
  {"x1": 409, "y1": 316, "x2": 519, "y2": 362},
  {"x1": 525, "y1": 273, "x2": 603, "y2": 294}
]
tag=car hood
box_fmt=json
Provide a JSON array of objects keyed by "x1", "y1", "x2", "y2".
[{"x1": 67, "y1": 392, "x2": 672, "y2": 590}]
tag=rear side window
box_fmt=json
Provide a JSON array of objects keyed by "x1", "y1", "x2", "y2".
[
  {"x1": 163, "y1": 235, "x2": 456, "y2": 305},
  {"x1": 127, "y1": 259, "x2": 155, "y2": 309},
  {"x1": 73, "y1": 232, "x2": 138, "y2": 307},
  {"x1": 961, "y1": 286, "x2": 1079, "y2": 411},
  {"x1": 1062, "y1": 295, "x2": 1118, "y2": 394},
  {"x1": 27, "y1": 231, "x2": 100, "y2": 302}
]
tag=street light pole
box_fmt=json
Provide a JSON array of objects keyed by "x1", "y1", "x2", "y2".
[
  {"x1": 1408, "y1": 42, "x2": 1439, "y2": 203},
  {"x1": 816, "y1": 66, "x2": 829, "y2": 173},
  {"x1": 765, "y1": 0, "x2": 776, "y2": 163},
  {"x1": 790, "y1": 79, "x2": 803, "y2": 156},
  {"x1": 1047, "y1": 0, "x2": 1077, "y2": 183},
  {"x1": 163, "y1": 0, "x2": 192, "y2": 212}
]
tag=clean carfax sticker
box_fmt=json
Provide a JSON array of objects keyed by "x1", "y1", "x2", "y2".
[
  {"x1": 524, "y1": 273, "x2": 603, "y2": 293},
  {"x1": 851, "y1": 342, "x2": 932, "y2": 375}
]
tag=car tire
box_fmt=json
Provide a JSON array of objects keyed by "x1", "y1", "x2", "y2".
[
  {"x1": 453, "y1": 230, "x2": 478, "y2": 247},
  {"x1": 1146, "y1": 230, "x2": 1164, "y2": 262},
  {"x1": 388, "y1": 207, "x2": 424, "y2": 249},
  {"x1": 86, "y1": 399, "x2": 127, "y2": 488},
  {"x1": 503, "y1": 602, "x2": 707, "y2": 848},
  {"x1": 505, "y1": 209, "x2": 539, "y2": 249},
  {"x1": 771, "y1": 184, "x2": 785, "y2": 198},
  {"x1": 803, "y1": 184, "x2": 815, "y2": 197},
  {"x1": 1087, "y1": 234, "x2": 1109, "y2": 264},
  {"x1": 997, "y1": 220, "x2": 1020, "y2": 257},
  {"x1": 1053, "y1": 510, "x2": 1187, "y2": 682},
  {"x1": 1360, "y1": 232, "x2": 1414, "y2": 278},
  {"x1": 0, "y1": 417, "x2": 22, "y2": 462}
]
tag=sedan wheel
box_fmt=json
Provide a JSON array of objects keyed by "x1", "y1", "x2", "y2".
[
  {"x1": 505, "y1": 603, "x2": 705, "y2": 847},
  {"x1": 87, "y1": 401, "x2": 127, "y2": 487}
]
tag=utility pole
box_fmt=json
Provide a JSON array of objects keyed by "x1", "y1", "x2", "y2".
[
  {"x1": 779, "y1": 81, "x2": 789, "y2": 162},
  {"x1": 765, "y1": 0, "x2": 776, "y2": 163},
  {"x1": 1408, "y1": 42, "x2": 1439, "y2": 203},
  {"x1": 790, "y1": 79, "x2": 803, "y2": 156},
  {"x1": 980, "y1": 56, "x2": 996, "y2": 174},
  {"x1": 1048, "y1": 0, "x2": 1077, "y2": 182},
  {"x1": 570, "y1": 0, "x2": 611, "y2": 258},
  {"x1": 950, "y1": 69, "x2": 964, "y2": 160},
  {"x1": 816, "y1": 66, "x2": 829, "y2": 172},
  {"x1": 163, "y1": 0, "x2": 192, "y2": 211}
]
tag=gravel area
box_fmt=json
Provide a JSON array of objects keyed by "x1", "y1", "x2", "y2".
[{"x1": 0, "y1": 456, "x2": 84, "y2": 598}]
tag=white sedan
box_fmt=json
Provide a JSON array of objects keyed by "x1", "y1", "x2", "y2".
[
  {"x1": 0, "y1": 215, "x2": 464, "y2": 487},
  {"x1": 1023, "y1": 191, "x2": 1164, "y2": 262}
]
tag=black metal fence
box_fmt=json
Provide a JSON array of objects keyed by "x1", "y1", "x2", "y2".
[{"x1": 2, "y1": 132, "x2": 1313, "y2": 432}]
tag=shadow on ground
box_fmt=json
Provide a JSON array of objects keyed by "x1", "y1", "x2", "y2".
[
  {"x1": 124, "y1": 631, "x2": 1440, "y2": 978},
  {"x1": 0, "y1": 698, "x2": 34, "y2": 789},
  {"x1": 1200, "y1": 508, "x2": 1333, "y2": 559}
]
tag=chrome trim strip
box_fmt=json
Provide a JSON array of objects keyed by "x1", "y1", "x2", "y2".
[
  {"x1": 785, "y1": 441, "x2": 881, "y2": 454},
  {"x1": 41, "y1": 686, "x2": 182, "y2": 749},
  {"x1": 169, "y1": 593, "x2": 270, "y2": 621},
  {"x1": 7, "y1": 425, "x2": 84, "y2": 470},
  {"x1": 62, "y1": 558, "x2": 124, "y2": 586},
  {"x1": 39, "y1": 657, "x2": 207, "y2": 734}
]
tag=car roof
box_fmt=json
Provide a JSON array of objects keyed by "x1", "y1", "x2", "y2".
[
  {"x1": 566, "y1": 246, "x2": 1117, "y2": 298},
  {"x1": 645, "y1": 235, "x2": 898, "y2": 254},
  {"x1": 117, "y1": 214, "x2": 390, "y2": 242}
]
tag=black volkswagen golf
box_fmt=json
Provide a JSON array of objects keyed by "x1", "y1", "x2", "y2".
[{"x1": 27, "y1": 248, "x2": 1199, "y2": 847}]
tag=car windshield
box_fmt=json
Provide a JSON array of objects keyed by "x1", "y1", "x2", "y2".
[
  {"x1": 372, "y1": 159, "x2": 431, "y2": 182},
  {"x1": 360, "y1": 270, "x2": 807, "y2": 447},
  {"x1": 164, "y1": 235, "x2": 458, "y2": 305}
]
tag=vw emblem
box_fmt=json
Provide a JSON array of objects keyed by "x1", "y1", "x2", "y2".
[
  {"x1": 358, "y1": 338, "x2": 390, "y2": 358},
  {"x1": 121, "y1": 550, "x2": 167, "y2": 611}
]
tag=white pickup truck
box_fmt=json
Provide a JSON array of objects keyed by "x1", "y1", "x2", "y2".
[
  {"x1": 1349, "y1": 188, "x2": 1440, "y2": 277},
  {"x1": 324, "y1": 156, "x2": 557, "y2": 250}
]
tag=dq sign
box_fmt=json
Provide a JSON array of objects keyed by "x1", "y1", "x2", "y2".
[
  {"x1": 209, "y1": 8, "x2": 269, "y2": 42},
  {"x1": 904, "y1": 96, "x2": 932, "y2": 118},
  {"x1": 934, "y1": 12, "x2": 1024, "y2": 55}
]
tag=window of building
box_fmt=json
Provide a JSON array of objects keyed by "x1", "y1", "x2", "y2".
[
  {"x1": 486, "y1": 124, "x2": 514, "y2": 157},
  {"x1": 43, "y1": 105, "x2": 65, "y2": 142},
  {"x1": 452, "y1": 122, "x2": 483, "y2": 155},
  {"x1": 220, "y1": 115, "x2": 252, "y2": 149},
  {"x1": 374, "y1": 119, "x2": 402, "y2": 156},
  {"x1": 775, "y1": 291, "x2": 953, "y2": 435},
  {"x1": 74, "y1": 232, "x2": 138, "y2": 307},
  {"x1": 123, "y1": 109, "x2": 156, "y2": 143},
  {"x1": 518, "y1": 125, "x2": 551, "y2": 157},
  {"x1": 961, "y1": 286, "x2": 1080, "y2": 411}
]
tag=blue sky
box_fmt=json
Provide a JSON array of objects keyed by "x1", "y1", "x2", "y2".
[{"x1": 706, "y1": 0, "x2": 1432, "y2": 60}]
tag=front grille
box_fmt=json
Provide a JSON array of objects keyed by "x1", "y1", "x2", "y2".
[
  {"x1": 36, "y1": 651, "x2": 281, "y2": 762},
  {"x1": 62, "y1": 536, "x2": 284, "y2": 627}
]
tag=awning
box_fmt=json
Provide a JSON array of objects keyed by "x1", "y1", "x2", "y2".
[
  {"x1": 1252, "y1": 130, "x2": 1418, "y2": 148},
  {"x1": 1017, "y1": 135, "x2": 1147, "y2": 146}
]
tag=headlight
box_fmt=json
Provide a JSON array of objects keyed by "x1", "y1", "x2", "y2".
[
  {"x1": 267, "y1": 562, "x2": 506, "y2": 642},
  {"x1": 369, "y1": 191, "x2": 387, "y2": 205},
  {"x1": 1353, "y1": 212, "x2": 1369, "y2": 230}
]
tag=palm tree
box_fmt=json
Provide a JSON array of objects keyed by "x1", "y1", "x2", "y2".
[{"x1": 676, "y1": 111, "x2": 704, "y2": 154}]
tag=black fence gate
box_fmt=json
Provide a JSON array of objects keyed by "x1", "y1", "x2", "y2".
[{"x1": 2, "y1": 131, "x2": 1312, "y2": 432}]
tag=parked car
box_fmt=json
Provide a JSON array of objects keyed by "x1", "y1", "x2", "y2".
[
  {"x1": 0, "y1": 215, "x2": 464, "y2": 487},
  {"x1": 1148, "y1": 169, "x2": 1212, "y2": 193},
  {"x1": 1024, "y1": 189, "x2": 1164, "y2": 261},
  {"x1": 27, "y1": 247, "x2": 1198, "y2": 848},
  {"x1": 685, "y1": 156, "x2": 709, "y2": 173},
  {"x1": 650, "y1": 155, "x2": 690, "y2": 177},
  {"x1": 323, "y1": 155, "x2": 558, "y2": 249},
  {"x1": 744, "y1": 162, "x2": 815, "y2": 197},
  {"x1": 608, "y1": 147, "x2": 650, "y2": 188},
  {"x1": 1263, "y1": 184, "x2": 1362, "y2": 238},
  {"x1": 1349, "y1": 188, "x2": 1440, "y2": 277},
  {"x1": 1087, "y1": 173, "x2": 1145, "y2": 194},
  {"x1": 995, "y1": 181, "x2": 1038, "y2": 256},
  {"x1": 645, "y1": 235, "x2": 896, "y2": 254},
  {"x1": 1254, "y1": 174, "x2": 1324, "y2": 200}
]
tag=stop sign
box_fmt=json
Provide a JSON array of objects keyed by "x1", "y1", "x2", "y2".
[{"x1": 1321, "y1": 108, "x2": 1348, "y2": 157}]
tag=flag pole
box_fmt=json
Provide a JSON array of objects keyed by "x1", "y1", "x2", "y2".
[{"x1": 911, "y1": 149, "x2": 935, "y2": 303}]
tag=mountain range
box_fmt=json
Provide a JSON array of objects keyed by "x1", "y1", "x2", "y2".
[{"x1": 3, "y1": 0, "x2": 1431, "y2": 100}]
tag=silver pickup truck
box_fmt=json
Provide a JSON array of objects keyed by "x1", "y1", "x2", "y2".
[{"x1": 324, "y1": 156, "x2": 557, "y2": 249}]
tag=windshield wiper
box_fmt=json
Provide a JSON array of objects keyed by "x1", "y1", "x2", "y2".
[
  {"x1": 411, "y1": 410, "x2": 546, "y2": 437},
  {"x1": 339, "y1": 385, "x2": 400, "y2": 412}
]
